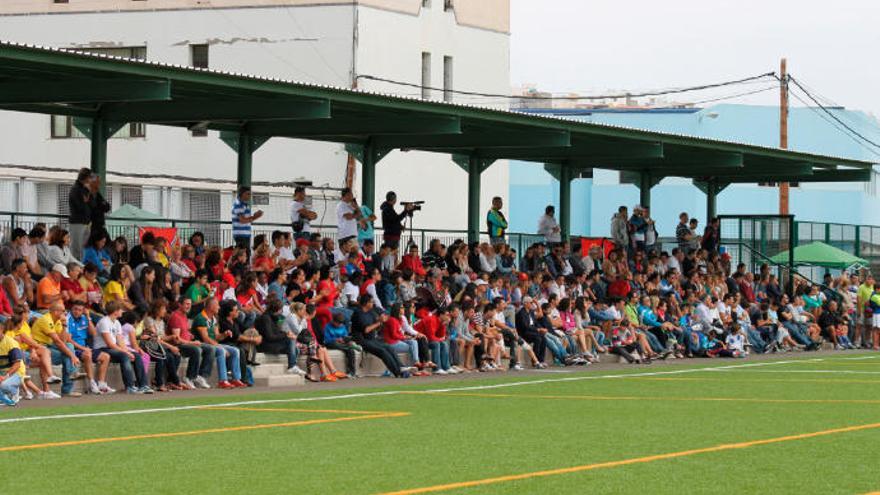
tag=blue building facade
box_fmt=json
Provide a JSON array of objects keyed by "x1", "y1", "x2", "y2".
[{"x1": 508, "y1": 104, "x2": 880, "y2": 237}]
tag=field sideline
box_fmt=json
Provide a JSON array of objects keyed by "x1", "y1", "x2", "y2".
[{"x1": 3, "y1": 352, "x2": 880, "y2": 494}]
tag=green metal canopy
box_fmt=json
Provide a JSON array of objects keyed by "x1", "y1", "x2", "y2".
[
  {"x1": 0, "y1": 40, "x2": 875, "y2": 242},
  {"x1": 770, "y1": 241, "x2": 868, "y2": 270}
]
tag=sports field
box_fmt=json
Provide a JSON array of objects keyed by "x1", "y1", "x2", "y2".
[{"x1": 4, "y1": 352, "x2": 880, "y2": 495}]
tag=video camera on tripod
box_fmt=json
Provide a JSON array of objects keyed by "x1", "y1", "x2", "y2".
[{"x1": 400, "y1": 201, "x2": 425, "y2": 212}]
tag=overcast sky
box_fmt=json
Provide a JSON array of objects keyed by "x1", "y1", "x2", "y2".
[{"x1": 510, "y1": 0, "x2": 880, "y2": 116}]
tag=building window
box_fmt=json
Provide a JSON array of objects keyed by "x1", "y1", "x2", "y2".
[
  {"x1": 53, "y1": 0, "x2": 69, "y2": 3},
  {"x1": 422, "y1": 0, "x2": 431, "y2": 7},
  {"x1": 442, "y1": 56, "x2": 453, "y2": 102},
  {"x1": 444, "y1": 0, "x2": 453, "y2": 11},
  {"x1": 189, "y1": 44, "x2": 210, "y2": 136},
  {"x1": 421, "y1": 52, "x2": 432, "y2": 100},
  {"x1": 190, "y1": 44, "x2": 209, "y2": 69},
  {"x1": 51, "y1": 46, "x2": 147, "y2": 140}
]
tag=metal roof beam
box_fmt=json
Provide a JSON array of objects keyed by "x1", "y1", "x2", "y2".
[
  {"x1": 0, "y1": 103, "x2": 97, "y2": 117},
  {"x1": 644, "y1": 163, "x2": 814, "y2": 177},
  {"x1": 100, "y1": 98, "x2": 330, "y2": 123},
  {"x1": 0, "y1": 79, "x2": 171, "y2": 104},
  {"x1": 719, "y1": 168, "x2": 870, "y2": 183},
  {"x1": 476, "y1": 141, "x2": 663, "y2": 161},
  {"x1": 247, "y1": 116, "x2": 461, "y2": 137},
  {"x1": 372, "y1": 130, "x2": 570, "y2": 150}
]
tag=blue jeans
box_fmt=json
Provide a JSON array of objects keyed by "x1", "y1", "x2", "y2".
[
  {"x1": 745, "y1": 327, "x2": 767, "y2": 353},
  {"x1": 284, "y1": 339, "x2": 299, "y2": 368},
  {"x1": 783, "y1": 322, "x2": 813, "y2": 346},
  {"x1": 214, "y1": 345, "x2": 241, "y2": 381},
  {"x1": 429, "y1": 341, "x2": 450, "y2": 371},
  {"x1": 48, "y1": 343, "x2": 76, "y2": 395},
  {"x1": 95, "y1": 348, "x2": 145, "y2": 389},
  {"x1": 389, "y1": 340, "x2": 419, "y2": 364},
  {"x1": 544, "y1": 333, "x2": 567, "y2": 363},
  {"x1": 0, "y1": 373, "x2": 21, "y2": 400}
]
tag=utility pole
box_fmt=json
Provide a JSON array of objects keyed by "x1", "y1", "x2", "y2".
[{"x1": 778, "y1": 58, "x2": 789, "y2": 215}]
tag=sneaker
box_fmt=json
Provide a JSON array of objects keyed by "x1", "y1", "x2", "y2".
[
  {"x1": 46, "y1": 375, "x2": 62, "y2": 384},
  {"x1": 230, "y1": 380, "x2": 248, "y2": 388},
  {"x1": 0, "y1": 395, "x2": 17, "y2": 406},
  {"x1": 333, "y1": 371, "x2": 348, "y2": 379},
  {"x1": 182, "y1": 377, "x2": 196, "y2": 389},
  {"x1": 24, "y1": 389, "x2": 34, "y2": 400},
  {"x1": 434, "y1": 369, "x2": 448, "y2": 375},
  {"x1": 194, "y1": 376, "x2": 211, "y2": 389},
  {"x1": 320, "y1": 374, "x2": 338, "y2": 382},
  {"x1": 38, "y1": 391, "x2": 61, "y2": 400},
  {"x1": 139, "y1": 386, "x2": 154, "y2": 394},
  {"x1": 399, "y1": 371, "x2": 411, "y2": 379},
  {"x1": 126, "y1": 387, "x2": 142, "y2": 394},
  {"x1": 447, "y1": 368, "x2": 460, "y2": 374},
  {"x1": 72, "y1": 372, "x2": 88, "y2": 380},
  {"x1": 217, "y1": 381, "x2": 235, "y2": 389},
  {"x1": 101, "y1": 384, "x2": 117, "y2": 394},
  {"x1": 89, "y1": 381, "x2": 102, "y2": 395},
  {"x1": 63, "y1": 391, "x2": 83, "y2": 398},
  {"x1": 286, "y1": 366, "x2": 306, "y2": 376},
  {"x1": 347, "y1": 373, "x2": 359, "y2": 379}
]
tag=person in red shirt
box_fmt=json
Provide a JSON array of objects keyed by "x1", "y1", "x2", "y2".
[
  {"x1": 397, "y1": 244, "x2": 427, "y2": 278},
  {"x1": 415, "y1": 307, "x2": 453, "y2": 374},
  {"x1": 312, "y1": 266, "x2": 341, "y2": 331},
  {"x1": 383, "y1": 303, "x2": 424, "y2": 373},
  {"x1": 60, "y1": 263, "x2": 87, "y2": 309},
  {"x1": 165, "y1": 299, "x2": 213, "y2": 389},
  {"x1": 607, "y1": 273, "x2": 632, "y2": 300}
]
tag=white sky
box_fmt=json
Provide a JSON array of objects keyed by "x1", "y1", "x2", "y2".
[{"x1": 510, "y1": 0, "x2": 880, "y2": 116}]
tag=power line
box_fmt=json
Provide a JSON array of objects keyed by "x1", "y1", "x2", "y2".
[
  {"x1": 787, "y1": 87, "x2": 880, "y2": 159},
  {"x1": 787, "y1": 75, "x2": 880, "y2": 151},
  {"x1": 356, "y1": 72, "x2": 777, "y2": 101}
]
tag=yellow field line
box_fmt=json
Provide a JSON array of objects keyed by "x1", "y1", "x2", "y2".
[
  {"x1": 407, "y1": 391, "x2": 880, "y2": 405},
  {"x1": 0, "y1": 411, "x2": 410, "y2": 453},
  {"x1": 625, "y1": 377, "x2": 880, "y2": 385},
  {"x1": 379, "y1": 421, "x2": 880, "y2": 495},
  {"x1": 200, "y1": 406, "x2": 388, "y2": 415}
]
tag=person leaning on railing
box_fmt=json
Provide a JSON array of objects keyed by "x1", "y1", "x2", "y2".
[{"x1": 67, "y1": 168, "x2": 93, "y2": 261}]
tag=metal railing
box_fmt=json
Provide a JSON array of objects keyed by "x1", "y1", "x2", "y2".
[{"x1": 0, "y1": 211, "x2": 545, "y2": 256}]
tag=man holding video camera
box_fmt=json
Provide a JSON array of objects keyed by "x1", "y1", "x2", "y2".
[{"x1": 380, "y1": 191, "x2": 417, "y2": 249}]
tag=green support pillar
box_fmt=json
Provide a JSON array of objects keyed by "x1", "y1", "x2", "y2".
[
  {"x1": 361, "y1": 141, "x2": 377, "y2": 212},
  {"x1": 90, "y1": 118, "x2": 108, "y2": 195},
  {"x1": 639, "y1": 172, "x2": 652, "y2": 209},
  {"x1": 558, "y1": 165, "x2": 573, "y2": 243},
  {"x1": 467, "y1": 154, "x2": 482, "y2": 243},
  {"x1": 706, "y1": 181, "x2": 717, "y2": 221},
  {"x1": 237, "y1": 132, "x2": 253, "y2": 190}
]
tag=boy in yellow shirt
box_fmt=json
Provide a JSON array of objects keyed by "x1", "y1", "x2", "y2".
[{"x1": 0, "y1": 331, "x2": 25, "y2": 405}]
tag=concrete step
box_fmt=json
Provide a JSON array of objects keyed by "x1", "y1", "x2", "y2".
[
  {"x1": 251, "y1": 363, "x2": 288, "y2": 378},
  {"x1": 253, "y1": 374, "x2": 305, "y2": 388}
]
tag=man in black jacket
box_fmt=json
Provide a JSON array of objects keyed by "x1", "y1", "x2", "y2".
[
  {"x1": 351, "y1": 294, "x2": 409, "y2": 378},
  {"x1": 515, "y1": 297, "x2": 548, "y2": 368},
  {"x1": 68, "y1": 168, "x2": 93, "y2": 260},
  {"x1": 88, "y1": 175, "x2": 111, "y2": 232},
  {"x1": 380, "y1": 191, "x2": 414, "y2": 249}
]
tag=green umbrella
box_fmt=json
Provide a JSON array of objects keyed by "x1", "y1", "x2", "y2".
[{"x1": 769, "y1": 241, "x2": 868, "y2": 270}]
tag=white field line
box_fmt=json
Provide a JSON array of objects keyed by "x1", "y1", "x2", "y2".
[
  {"x1": 0, "y1": 356, "x2": 834, "y2": 425},
  {"x1": 713, "y1": 369, "x2": 880, "y2": 375},
  {"x1": 837, "y1": 355, "x2": 880, "y2": 361}
]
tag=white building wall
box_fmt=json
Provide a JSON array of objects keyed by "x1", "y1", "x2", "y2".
[
  {"x1": 354, "y1": 3, "x2": 511, "y2": 230},
  {"x1": 0, "y1": 2, "x2": 510, "y2": 232}
]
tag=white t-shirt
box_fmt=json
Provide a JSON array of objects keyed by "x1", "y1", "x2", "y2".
[
  {"x1": 278, "y1": 246, "x2": 296, "y2": 274},
  {"x1": 290, "y1": 200, "x2": 311, "y2": 234},
  {"x1": 342, "y1": 281, "x2": 360, "y2": 306},
  {"x1": 726, "y1": 333, "x2": 745, "y2": 352},
  {"x1": 93, "y1": 316, "x2": 122, "y2": 350},
  {"x1": 336, "y1": 201, "x2": 358, "y2": 239},
  {"x1": 282, "y1": 313, "x2": 306, "y2": 336},
  {"x1": 222, "y1": 287, "x2": 236, "y2": 302}
]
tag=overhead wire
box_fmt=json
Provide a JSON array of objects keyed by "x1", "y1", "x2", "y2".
[
  {"x1": 787, "y1": 75, "x2": 880, "y2": 151},
  {"x1": 356, "y1": 72, "x2": 778, "y2": 101},
  {"x1": 786, "y1": 86, "x2": 880, "y2": 159}
]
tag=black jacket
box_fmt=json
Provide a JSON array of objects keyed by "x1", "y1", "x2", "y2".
[
  {"x1": 89, "y1": 191, "x2": 111, "y2": 229},
  {"x1": 255, "y1": 312, "x2": 290, "y2": 354},
  {"x1": 515, "y1": 308, "x2": 539, "y2": 335},
  {"x1": 380, "y1": 201, "x2": 408, "y2": 237},
  {"x1": 68, "y1": 181, "x2": 92, "y2": 224}
]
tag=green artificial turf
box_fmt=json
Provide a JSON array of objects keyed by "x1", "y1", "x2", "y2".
[{"x1": 3, "y1": 353, "x2": 880, "y2": 495}]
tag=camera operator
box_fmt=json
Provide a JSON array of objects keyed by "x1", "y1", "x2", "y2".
[{"x1": 380, "y1": 191, "x2": 416, "y2": 249}]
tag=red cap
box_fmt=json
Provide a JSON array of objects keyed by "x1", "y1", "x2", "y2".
[
  {"x1": 296, "y1": 238, "x2": 310, "y2": 248},
  {"x1": 518, "y1": 272, "x2": 529, "y2": 282},
  {"x1": 223, "y1": 273, "x2": 236, "y2": 287}
]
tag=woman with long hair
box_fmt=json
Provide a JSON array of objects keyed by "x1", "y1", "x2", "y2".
[
  {"x1": 82, "y1": 228, "x2": 112, "y2": 277},
  {"x1": 103, "y1": 263, "x2": 136, "y2": 312},
  {"x1": 45, "y1": 228, "x2": 81, "y2": 270}
]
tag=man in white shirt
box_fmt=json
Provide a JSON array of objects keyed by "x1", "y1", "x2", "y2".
[
  {"x1": 92, "y1": 301, "x2": 144, "y2": 394},
  {"x1": 290, "y1": 186, "x2": 317, "y2": 240},
  {"x1": 667, "y1": 248, "x2": 683, "y2": 273},
  {"x1": 336, "y1": 188, "x2": 361, "y2": 243},
  {"x1": 537, "y1": 205, "x2": 562, "y2": 244}
]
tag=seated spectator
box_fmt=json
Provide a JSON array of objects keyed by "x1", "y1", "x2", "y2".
[
  {"x1": 92, "y1": 302, "x2": 150, "y2": 395},
  {"x1": 36, "y1": 263, "x2": 68, "y2": 311},
  {"x1": 192, "y1": 297, "x2": 246, "y2": 389},
  {"x1": 184, "y1": 269, "x2": 211, "y2": 315},
  {"x1": 254, "y1": 297, "x2": 306, "y2": 376},
  {"x1": 352, "y1": 294, "x2": 409, "y2": 378},
  {"x1": 31, "y1": 302, "x2": 87, "y2": 397},
  {"x1": 60, "y1": 262, "x2": 87, "y2": 309},
  {"x1": 103, "y1": 263, "x2": 136, "y2": 312},
  {"x1": 2, "y1": 258, "x2": 35, "y2": 310},
  {"x1": 166, "y1": 299, "x2": 213, "y2": 389},
  {"x1": 43, "y1": 228, "x2": 82, "y2": 272},
  {"x1": 1, "y1": 228, "x2": 27, "y2": 274},
  {"x1": 21, "y1": 227, "x2": 45, "y2": 279},
  {"x1": 142, "y1": 300, "x2": 185, "y2": 391},
  {"x1": 397, "y1": 244, "x2": 427, "y2": 278},
  {"x1": 321, "y1": 312, "x2": 360, "y2": 379},
  {"x1": 82, "y1": 228, "x2": 112, "y2": 278},
  {"x1": 110, "y1": 236, "x2": 130, "y2": 265},
  {"x1": 0, "y1": 325, "x2": 26, "y2": 406}
]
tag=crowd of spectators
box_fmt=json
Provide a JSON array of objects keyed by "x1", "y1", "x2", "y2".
[{"x1": 0, "y1": 171, "x2": 876, "y2": 407}]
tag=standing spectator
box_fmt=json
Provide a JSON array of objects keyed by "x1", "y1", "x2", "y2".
[
  {"x1": 290, "y1": 186, "x2": 317, "y2": 241},
  {"x1": 88, "y1": 174, "x2": 111, "y2": 233},
  {"x1": 611, "y1": 206, "x2": 629, "y2": 251},
  {"x1": 537, "y1": 205, "x2": 561, "y2": 245},
  {"x1": 702, "y1": 217, "x2": 721, "y2": 252},
  {"x1": 336, "y1": 188, "x2": 362, "y2": 245},
  {"x1": 231, "y1": 186, "x2": 263, "y2": 254},
  {"x1": 676, "y1": 212, "x2": 694, "y2": 252},
  {"x1": 688, "y1": 218, "x2": 701, "y2": 252},
  {"x1": 68, "y1": 168, "x2": 92, "y2": 260},
  {"x1": 380, "y1": 191, "x2": 414, "y2": 250},
  {"x1": 358, "y1": 202, "x2": 377, "y2": 247},
  {"x1": 486, "y1": 196, "x2": 508, "y2": 246},
  {"x1": 643, "y1": 207, "x2": 658, "y2": 254},
  {"x1": 629, "y1": 207, "x2": 648, "y2": 252}
]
